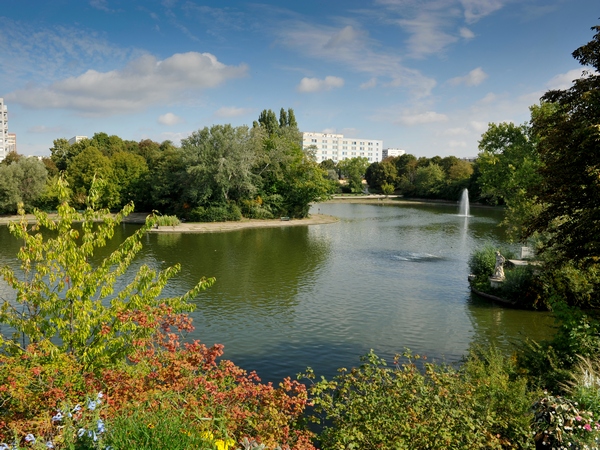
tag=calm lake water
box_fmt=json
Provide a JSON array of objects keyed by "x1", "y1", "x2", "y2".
[{"x1": 0, "y1": 201, "x2": 555, "y2": 382}]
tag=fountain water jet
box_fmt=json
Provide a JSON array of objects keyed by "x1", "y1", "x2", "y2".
[{"x1": 458, "y1": 188, "x2": 470, "y2": 217}]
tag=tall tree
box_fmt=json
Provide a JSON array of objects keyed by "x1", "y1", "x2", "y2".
[
  {"x1": 181, "y1": 125, "x2": 262, "y2": 206},
  {"x1": 0, "y1": 157, "x2": 48, "y2": 214},
  {"x1": 477, "y1": 120, "x2": 542, "y2": 240},
  {"x1": 338, "y1": 157, "x2": 369, "y2": 193},
  {"x1": 526, "y1": 25, "x2": 600, "y2": 263}
]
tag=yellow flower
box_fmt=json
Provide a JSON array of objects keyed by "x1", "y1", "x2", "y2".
[
  {"x1": 147, "y1": 423, "x2": 155, "y2": 429},
  {"x1": 214, "y1": 438, "x2": 235, "y2": 450},
  {"x1": 200, "y1": 431, "x2": 214, "y2": 441}
]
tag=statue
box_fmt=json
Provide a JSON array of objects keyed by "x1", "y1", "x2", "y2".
[{"x1": 493, "y1": 251, "x2": 505, "y2": 279}]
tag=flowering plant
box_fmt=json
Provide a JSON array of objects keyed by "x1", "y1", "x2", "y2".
[{"x1": 532, "y1": 392, "x2": 600, "y2": 449}]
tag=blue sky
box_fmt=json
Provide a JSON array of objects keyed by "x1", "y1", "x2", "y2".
[{"x1": 1, "y1": 0, "x2": 598, "y2": 158}]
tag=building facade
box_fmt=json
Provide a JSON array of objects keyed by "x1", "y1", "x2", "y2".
[
  {"x1": 68, "y1": 136, "x2": 88, "y2": 145},
  {"x1": 6, "y1": 133, "x2": 16, "y2": 154},
  {"x1": 302, "y1": 132, "x2": 383, "y2": 163},
  {"x1": 0, "y1": 98, "x2": 7, "y2": 162},
  {"x1": 382, "y1": 148, "x2": 406, "y2": 159}
]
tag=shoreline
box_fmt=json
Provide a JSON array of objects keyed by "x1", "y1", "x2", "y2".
[
  {"x1": 0, "y1": 196, "x2": 497, "y2": 232},
  {"x1": 0, "y1": 211, "x2": 339, "y2": 232}
]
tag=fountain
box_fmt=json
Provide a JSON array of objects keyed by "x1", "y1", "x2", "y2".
[{"x1": 458, "y1": 188, "x2": 470, "y2": 216}]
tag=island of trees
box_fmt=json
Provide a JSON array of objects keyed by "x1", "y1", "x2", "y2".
[{"x1": 0, "y1": 23, "x2": 600, "y2": 450}]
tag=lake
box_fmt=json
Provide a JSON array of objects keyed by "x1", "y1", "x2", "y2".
[{"x1": 0, "y1": 201, "x2": 555, "y2": 382}]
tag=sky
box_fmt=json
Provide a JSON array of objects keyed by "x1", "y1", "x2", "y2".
[{"x1": 0, "y1": 0, "x2": 598, "y2": 159}]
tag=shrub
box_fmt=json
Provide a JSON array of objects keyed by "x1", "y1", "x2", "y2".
[
  {"x1": 562, "y1": 356, "x2": 600, "y2": 419},
  {"x1": 531, "y1": 392, "x2": 600, "y2": 449},
  {"x1": 189, "y1": 203, "x2": 242, "y2": 222},
  {"x1": 500, "y1": 265, "x2": 544, "y2": 308},
  {"x1": 0, "y1": 178, "x2": 213, "y2": 371},
  {"x1": 305, "y1": 347, "x2": 536, "y2": 449},
  {"x1": 155, "y1": 215, "x2": 180, "y2": 226},
  {"x1": 240, "y1": 199, "x2": 275, "y2": 219},
  {"x1": 517, "y1": 303, "x2": 600, "y2": 391}
]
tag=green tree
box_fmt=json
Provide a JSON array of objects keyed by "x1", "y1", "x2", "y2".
[
  {"x1": 525, "y1": 25, "x2": 600, "y2": 264},
  {"x1": 181, "y1": 125, "x2": 262, "y2": 206},
  {"x1": 0, "y1": 178, "x2": 213, "y2": 370},
  {"x1": 414, "y1": 163, "x2": 445, "y2": 197},
  {"x1": 365, "y1": 160, "x2": 398, "y2": 191},
  {"x1": 256, "y1": 109, "x2": 280, "y2": 136},
  {"x1": 338, "y1": 157, "x2": 369, "y2": 193},
  {"x1": 0, "y1": 157, "x2": 48, "y2": 214},
  {"x1": 277, "y1": 151, "x2": 334, "y2": 218},
  {"x1": 477, "y1": 121, "x2": 541, "y2": 240},
  {"x1": 110, "y1": 151, "x2": 150, "y2": 208},
  {"x1": 66, "y1": 146, "x2": 118, "y2": 208},
  {"x1": 49, "y1": 138, "x2": 78, "y2": 172}
]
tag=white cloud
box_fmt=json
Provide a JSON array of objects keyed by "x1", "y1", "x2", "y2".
[
  {"x1": 448, "y1": 67, "x2": 488, "y2": 86},
  {"x1": 158, "y1": 112, "x2": 184, "y2": 125},
  {"x1": 395, "y1": 111, "x2": 449, "y2": 126},
  {"x1": 7, "y1": 52, "x2": 248, "y2": 116},
  {"x1": 360, "y1": 78, "x2": 378, "y2": 89},
  {"x1": 89, "y1": 0, "x2": 114, "y2": 13},
  {"x1": 443, "y1": 127, "x2": 469, "y2": 136},
  {"x1": 27, "y1": 125, "x2": 65, "y2": 134},
  {"x1": 0, "y1": 18, "x2": 136, "y2": 91},
  {"x1": 297, "y1": 76, "x2": 345, "y2": 93},
  {"x1": 470, "y1": 121, "x2": 489, "y2": 133},
  {"x1": 448, "y1": 140, "x2": 467, "y2": 148},
  {"x1": 214, "y1": 106, "x2": 253, "y2": 118},
  {"x1": 478, "y1": 92, "x2": 497, "y2": 104},
  {"x1": 398, "y1": 14, "x2": 458, "y2": 57},
  {"x1": 461, "y1": 0, "x2": 506, "y2": 24},
  {"x1": 276, "y1": 22, "x2": 436, "y2": 97},
  {"x1": 459, "y1": 27, "x2": 475, "y2": 39},
  {"x1": 546, "y1": 69, "x2": 587, "y2": 90}
]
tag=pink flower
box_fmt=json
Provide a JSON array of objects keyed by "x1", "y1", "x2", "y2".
[
  {"x1": 584, "y1": 423, "x2": 592, "y2": 431},
  {"x1": 576, "y1": 416, "x2": 582, "y2": 421}
]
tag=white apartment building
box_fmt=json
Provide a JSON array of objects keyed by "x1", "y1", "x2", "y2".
[
  {"x1": 0, "y1": 98, "x2": 7, "y2": 162},
  {"x1": 382, "y1": 148, "x2": 406, "y2": 159},
  {"x1": 302, "y1": 132, "x2": 383, "y2": 163},
  {"x1": 68, "y1": 135, "x2": 88, "y2": 145},
  {"x1": 6, "y1": 133, "x2": 16, "y2": 154}
]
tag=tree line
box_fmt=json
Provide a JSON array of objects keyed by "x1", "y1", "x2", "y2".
[{"x1": 0, "y1": 108, "x2": 335, "y2": 220}]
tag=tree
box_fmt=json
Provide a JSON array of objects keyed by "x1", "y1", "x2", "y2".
[
  {"x1": 365, "y1": 160, "x2": 398, "y2": 191},
  {"x1": 338, "y1": 157, "x2": 369, "y2": 193},
  {"x1": 66, "y1": 146, "x2": 118, "y2": 208},
  {"x1": 0, "y1": 157, "x2": 48, "y2": 214},
  {"x1": 181, "y1": 125, "x2": 262, "y2": 206},
  {"x1": 49, "y1": 138, "x2": 76, "y2": 172},
  {"x1": 477, "y1": 121, "x2": 542, "y2": 240},
  {"x1": 0, "y1": 178, "x2": 213, "y2": 370},
  {"x1": 414, "y1": 164, "x2": 445, "y2": 197},
  {"x1": 110, "y1": 151, "x2": 150, "y2": 208},
  {"x1": 525, "y1": 25, "x2": 600, "y2": 264}
]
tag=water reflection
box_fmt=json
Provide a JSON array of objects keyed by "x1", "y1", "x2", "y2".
[{"x1": 0, "y1": 203, "x2": 555, "y2": 383}]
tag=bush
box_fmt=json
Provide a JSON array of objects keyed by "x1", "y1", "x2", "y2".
[
  {"x1": 240, "y1": 199, "x2": 275, "y2": 219},
  {"x1": 155, "y1": 214, "x2": 180, "y2": 226},
  {"x1": 517, "y1": 303, "x2": 600, "y2": 391},
  {"x1": 305, "y1": 347, "x2": 536, "y2": 449},
  {"x1": 189, "y1": 203, "x2": 242, "y2": 222},
  {"x1": 469, "y1": 244, "x2": 500, "y2": 279},
  {"x1": 531, "y1": 392, "x2": 600, "y2": 449},
  {"x1": 501, "y1": 265, "x2": 544, "y2": 308}
]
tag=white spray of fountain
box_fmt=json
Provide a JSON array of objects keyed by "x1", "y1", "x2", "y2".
[{"x1": 458, "y1": 188, "x2": 470, "y2": 217}]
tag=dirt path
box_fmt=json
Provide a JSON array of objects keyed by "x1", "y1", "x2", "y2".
[{"x1": 0, "y1": 212, "x2": 339, "y2": 233}]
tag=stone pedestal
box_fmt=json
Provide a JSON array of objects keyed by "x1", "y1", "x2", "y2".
[{"x1": 489, "y1": 276, "x2": 505, "y2": 289}]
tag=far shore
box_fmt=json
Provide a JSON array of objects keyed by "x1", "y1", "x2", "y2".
[{"x1": 0, "y1": 195, "x2": 496, "y2": 231}]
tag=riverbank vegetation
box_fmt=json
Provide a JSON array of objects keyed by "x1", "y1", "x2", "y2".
[
  {"x1": 1, "y1": 21, "x2": 600, "y2": 450},
  {"x1": 0, "y1": 108, "x2": 335, "y2": 221}
]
